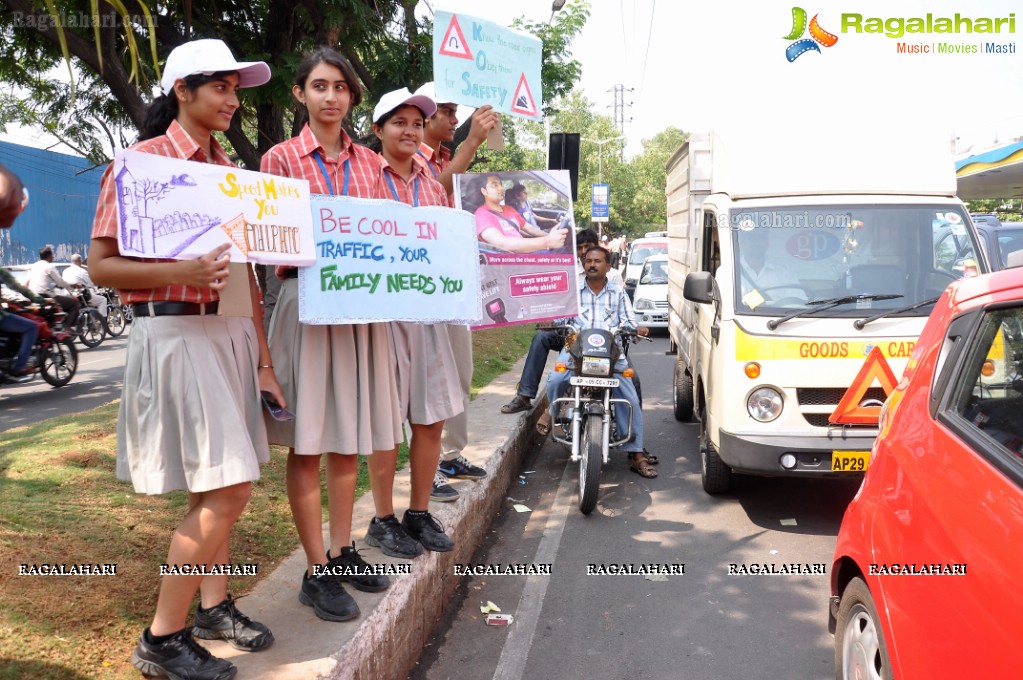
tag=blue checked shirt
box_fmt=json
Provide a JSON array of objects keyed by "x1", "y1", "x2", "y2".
[{"x1": 571, "y1": 275, "x2": 637, "y2": 344}]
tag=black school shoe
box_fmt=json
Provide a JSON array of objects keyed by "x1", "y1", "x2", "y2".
[
  {"x1": 131, "y1": 628, "x2": 237, "y2": 680},
  {"x1": 364, "y1": 515, "x2": 424, "y2": 559},
  {"x1": 401, "y1": 510, "x2": 454, "y2": 552},
  {"x1": 327, "y1": 544, "x2": 391, "y2": 593},
  {"x1": 191, "y1": 595, "x2": 274, "y2": 651},
  {"x1": 299, "y1": 571, "x2": 360, "y2": 622}
]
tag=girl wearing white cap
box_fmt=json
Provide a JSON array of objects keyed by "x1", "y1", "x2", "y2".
[
  {"x1": 361, "y1": 88, "x2": 462, "y2": 555},
  {"x1": 89, "y1": 39, "x2": 276, "y2": 680},
  {"x1": 259, "y1": 47, "x2": 403, "y2": 622}
]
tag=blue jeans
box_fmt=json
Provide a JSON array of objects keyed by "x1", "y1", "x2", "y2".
[
  {"x1": 516, "y1": 330, "x2": 564, "y2": 399},
  {"x1": 545, "y1": 351, "x2": 644, "y2": 453},
  {"x1": 0, "y1": 312, "x2": 38, "y2": 372}
]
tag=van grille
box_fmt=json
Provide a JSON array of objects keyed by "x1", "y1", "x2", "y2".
[
  {"x1": 798, "y1": 387, "x2": 888, "y2": 428},
  {"x1": 797, "y1": 387, "x2": 888, "y2": 406}
]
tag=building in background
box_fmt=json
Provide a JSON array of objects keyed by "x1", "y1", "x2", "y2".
[{"x1": 0, "y1": 141, "x2": 104, "y2": 266}]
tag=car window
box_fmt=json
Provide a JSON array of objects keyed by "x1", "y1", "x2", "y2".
[
  {"x1": 948, "y1": 306, "x2": 1023, "y2": 467},
  {"x1": 640, "y1": 260, "x2": 668, "y2": 284},
  {"x1": 996, "y1": 229, "x2": 1023, "y2": 269}
]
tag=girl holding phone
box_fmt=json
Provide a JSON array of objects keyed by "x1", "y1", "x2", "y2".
[{"x1": 260, "y1": 47, "x2": 404, "y2": 622}]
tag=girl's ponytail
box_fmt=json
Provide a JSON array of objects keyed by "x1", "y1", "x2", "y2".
[{"x1": 140, "y1": 94, "x2": 179, "y2": 141}]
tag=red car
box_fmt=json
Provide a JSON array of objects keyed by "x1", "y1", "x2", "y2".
[{"x1": 830, "y1": 266, "x2": 1023, "y2": 679}]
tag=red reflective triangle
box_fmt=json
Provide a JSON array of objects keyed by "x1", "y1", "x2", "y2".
[
  {"x1": 439, "y1": 16, "x2": 473, "y2": 60},
  {"x1": 510, "y1": 73, "x2": 538, "y2": 117},
  {"x1": 829, "y1": 346, "x2": 898, "y2": 425}
]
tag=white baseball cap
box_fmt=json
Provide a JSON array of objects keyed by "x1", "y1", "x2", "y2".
[
  {"x1": 372, "y1": 87, "x2": 438, "y2": 125},
  {"x1": 160, "y1": 39, "x2": 271, "y2": 95}
]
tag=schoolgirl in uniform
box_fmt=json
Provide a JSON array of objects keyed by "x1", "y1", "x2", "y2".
[
  {"x1": 259, "y1": 47, "x2": 405, "y2": 621},
  {"x1": 88, "y1": 39, "x2": 278, "y2": 680},
  {"x1": 363, "y1": 88, "x2": 463, "y2": 555}
]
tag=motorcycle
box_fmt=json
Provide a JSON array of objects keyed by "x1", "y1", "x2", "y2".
[
  {"x1": 0, "y1": 300, "x2": 78, "y2": 387},
  {"x1": 69, "y1": 288, "x2": 107, "y2": 348},
  {"x1": 96, "y1": 287, "x2": 127, "y2": 337},
  {"x1": 549, "y1": 323, "x2": 647, "y2": 514}
]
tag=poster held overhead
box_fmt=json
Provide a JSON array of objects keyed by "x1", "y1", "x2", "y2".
[{"x1": 432, "y1": 11, "x2": 542, "y2": 121}]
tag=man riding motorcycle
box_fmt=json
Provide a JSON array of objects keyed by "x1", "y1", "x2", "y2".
[
  {"x1": 0, "y1": 163, "x2": 44, "y2": 377},
  {"x1": 538, "y1": 245, "x2": 656, "y2": 478},
  {"x1": 64, "y1": 253, "x2": 108, "y2": 317}
]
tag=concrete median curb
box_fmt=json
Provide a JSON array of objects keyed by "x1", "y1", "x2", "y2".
[{"x1": 206, "y1": 355, "x2": 548, "y2": 680}]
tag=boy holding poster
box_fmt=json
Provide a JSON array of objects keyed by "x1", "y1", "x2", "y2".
[
  {"x1": 88, "y1": 39, "x2": 278, "y2": 680},
  {"x1": 366, "y1": 88, "x2": 461, "y2": 554},
  {"x1": 260, "y1": 48, "x2": 404, "y2": 622},
  {"x1": 413, "y1": 81, "x2": 499, "y2": 502}
]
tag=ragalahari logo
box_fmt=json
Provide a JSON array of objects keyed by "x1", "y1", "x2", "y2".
[{"x1": 784, "y1": 7, "x2": 839, "y2": 61}]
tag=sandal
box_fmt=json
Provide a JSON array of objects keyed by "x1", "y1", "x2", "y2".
[
  {"x1": 535, "y1": 413, "x2": 552, "y2": 436},
  {"x1": 643, "y1": 450, "x2": 659, "y2": 465},
  {"x1": 629, "y1": 453, "x2": 658, "y2": 478},
  {"x1": 501, "y1": 395, "x2": 532, "y2": 414}
]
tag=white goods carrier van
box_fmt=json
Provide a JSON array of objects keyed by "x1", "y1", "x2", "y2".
[{"x1": 666, "y1": 131, "x2": 987, "y2": 494}]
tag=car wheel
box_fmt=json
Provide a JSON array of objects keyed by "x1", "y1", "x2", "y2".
[{"x1": 835, "y1": 577, "x2": 893, "y2": 680}]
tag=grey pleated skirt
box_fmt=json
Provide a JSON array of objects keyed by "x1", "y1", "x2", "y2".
[
  {"x1": 391, "y1": 322, "x2": 465, "y2": 425},
  {"x1": 265, "y1": 278, "x2": 403, "y2": 455},
  {"x1": 116, "y1": 314, "x2": 270, "y2": 495}
]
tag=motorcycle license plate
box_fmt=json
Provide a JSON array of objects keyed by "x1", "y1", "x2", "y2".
[
  {"x1": 570, "y1": 376, "x2": 619, "y2": 387},
  {"x1": 832, "y1": 450, "x2": 870, "y2": 472}
]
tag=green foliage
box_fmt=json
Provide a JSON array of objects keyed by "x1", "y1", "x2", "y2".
[{"x1": 511, "y1": 0, "x2": 590, "y2": 118}]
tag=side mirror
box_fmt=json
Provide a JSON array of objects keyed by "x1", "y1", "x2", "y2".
[{"x1": 683, "y1": 271, "x2": 716, "y2": 304}]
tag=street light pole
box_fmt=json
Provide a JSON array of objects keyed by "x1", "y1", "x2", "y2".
[
  {"x1": 582, "y1": 136, "x2": 625, "y2": 236},
  {"x1": 583, "y1": 135, "x2": 626, "y2": 184}
]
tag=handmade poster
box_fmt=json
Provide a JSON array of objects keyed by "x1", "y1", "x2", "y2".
[
  {"x1": 112, "y1": 149, "x2": 314, "y2": 265},
  {"x1": 432, "y1": 11, "x2": 542, "y2": 120},
  {"x1": 454, "y1": 169, "x2": 579, "y2": 329},
  {"x1": 298, "y1": 194, "x2": 481, "y2": 324}
]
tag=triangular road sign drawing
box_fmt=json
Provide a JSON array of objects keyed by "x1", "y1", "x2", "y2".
[
  {"x1": 439, "y1": 15, "x2": 473, "y2": 60},
  {"x1": 220, "y1": 213, "x2": 250, "y2": 256},
  {"x1": 829, "y1": 346, "x2": 899, "y2": 425},
  {"x1": 510, "y1": 73, "x2": 538, "y2": 117}
]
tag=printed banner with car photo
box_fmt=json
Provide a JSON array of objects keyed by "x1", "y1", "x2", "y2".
[
  {"x1": 297, "y1": 194, "x2": 481, "y2": 324},
  {"x1": 112, "y1": 149, "x2": 315, "y2": 265},
  {"x1": 453, "y1": 169, "x2": 579, "y2": 329}
]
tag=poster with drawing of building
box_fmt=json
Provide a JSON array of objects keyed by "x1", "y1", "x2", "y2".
[{"x1": 112, "y1": 150, "x2": 315, "y2": 266}]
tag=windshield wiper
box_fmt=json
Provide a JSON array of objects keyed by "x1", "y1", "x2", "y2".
[
  {"x1": 853, "y1": 296, "x2": 940, "y2": 330},
  {"x1": 766, "y1": 294, "x2": 904, "y2": 330}
]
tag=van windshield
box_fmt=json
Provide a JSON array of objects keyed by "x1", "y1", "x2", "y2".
[{"x1": 731, "y1": 204, "x2": 981, "y2": 317}]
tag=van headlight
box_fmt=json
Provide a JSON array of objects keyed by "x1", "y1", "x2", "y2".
[
  {"x1": 747, "y1": 387, "x2": 783, "y2": 422},
  {"x1": 634, "y1": 298, "x2": 654, "y2": 311}
]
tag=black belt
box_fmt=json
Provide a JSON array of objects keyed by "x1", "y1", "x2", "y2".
[{"x1": 132, "y1": 301, "x2": 220, "y2": 317}]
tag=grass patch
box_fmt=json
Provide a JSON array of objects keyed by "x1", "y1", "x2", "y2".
[{"x1": 0, "y1": 325, "x2": 533, "y2": 679}]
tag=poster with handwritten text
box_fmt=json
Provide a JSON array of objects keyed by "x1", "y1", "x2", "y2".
[
  {"x1": 297, "y1": 195, "x2": 481, "y2": 324},
  {"x1": 111, "y1": 150, "x2": 314, "y2": 265}
]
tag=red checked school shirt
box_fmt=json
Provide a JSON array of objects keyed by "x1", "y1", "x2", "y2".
[
  {"x1": 378, "y1": 156, "x2": 449, "y2": 209},
  {"x1": 91, "y1": 120, "x2": 234, "y2": 304},
  {"x1": 261, "y1": 124, "x2": 385, "y2": 278}
]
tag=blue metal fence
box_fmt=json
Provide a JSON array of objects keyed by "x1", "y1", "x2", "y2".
[{"x1": 0, "y1": 141, "x2": 105, "y2": 266}]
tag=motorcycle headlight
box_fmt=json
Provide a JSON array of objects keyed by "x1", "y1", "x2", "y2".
[
  {"x1": 634, "y1": 298, "x2": 654, "y2": 311},
  {"x1": 747, "y1": 387, "x2": 783, "y2": 422},
  {"x1": 580, "y1": 356, "x2": 612, "y2": 377}
]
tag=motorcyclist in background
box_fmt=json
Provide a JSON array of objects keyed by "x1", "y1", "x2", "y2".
[
  {"x1": 0, "y1": 163, "x2": 45, "y2": 376},
  {"x1": 64, "y1": 253, "x2": 108, "y2": 318}
]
